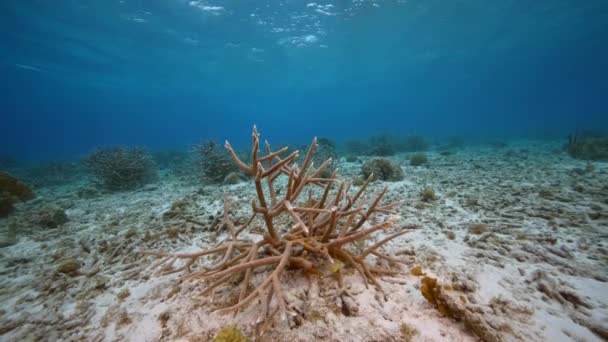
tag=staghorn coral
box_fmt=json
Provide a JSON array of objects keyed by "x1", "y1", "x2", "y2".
[
  {"x1": 142, "y1": 126, "x2": 412, "y2": 325},
  {"x1": 0, "y1": 172, "x2": 35, "y2": 217},
  {"x1": 84, "y1": 147, "x2": 156, "y2": 191}
]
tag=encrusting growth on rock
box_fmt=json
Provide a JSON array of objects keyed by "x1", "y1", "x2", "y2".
[{"x1": 141, "y1": 126, "x2": 413, "y2": 325}]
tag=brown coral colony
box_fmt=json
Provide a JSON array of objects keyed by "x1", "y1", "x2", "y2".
[{"x1": 142, "y1": 126, "x2": 412, "y2": 323}]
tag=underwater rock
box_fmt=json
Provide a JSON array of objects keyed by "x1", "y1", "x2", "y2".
[
  {"x1": 566, "y1": 135, "x2": 608, "y2": 161},
  {"x1": 213, "y1": 326, "x2": 249, "y2": 342},
  {"x1": 409, "y1": 153, "x2": 429, "y2": 166},
  {"x1": 527, "y1": 270, "x2": 593, "y2": 310},
  {"x1": 32, "y1": 206, "x2": 69, "y2": 228},
  {"x1": 0, "y1": 172, "x2": 35, "y2": 217},
  {"x1": 223, "y1": 171, "x2": 244, "y2": 185},
  {"x1": 56, "y1": 257, "x2": 81, "y2": 275},
  {"x1": 410, "y1": 265, "x2": 425, "y2": 276},
  {"x1": 116, "y1": 288, "x2": 130, "y2": 300},
  {"x1": 468, "y1": 224, "x2": 489, "y2": 235},
  {"x1": 400, "y1": 323, "x2": 419, "y2": 342},
  {"x1": 361, "y1": 158, "x2": 404, "y2": 181},
  {"x1": 352, "y1": 177, "x2": 365, "y2": 186},
  {"x1": 463, "y1": 197, "x2": 479, "y2": 207},
  {"x1": 420, "y1": 277, "x2": 532, "y2": 342},
  {"x1": 420, "y1": 187, "x2": 436, "y2": 202}
]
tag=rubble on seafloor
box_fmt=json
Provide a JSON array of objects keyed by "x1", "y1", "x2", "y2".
[{"x1": 0, "y1": 140, "x2": 606, "y2": 341}]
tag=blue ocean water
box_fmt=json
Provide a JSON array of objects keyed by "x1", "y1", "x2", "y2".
[{"x1": 1, "y1": 0, "x2": 607, "y2": 161}]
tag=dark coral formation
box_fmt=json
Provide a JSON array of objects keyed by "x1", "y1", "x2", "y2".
[
  {"x1": 361, "y1": 158, "x2": 404, "y2": 181},
  {"x1": 0, "y1": 172, "x2": 35, "y2": 217},
  {"x1": 84, "y1": 147, "x2": 156, "y2": 191},
  {"x1": 194, "y1": 140, "x2": 240, "y2": 183},
  {"x1": 566, "y1": 135, "x2": 608, "y2": 161}
]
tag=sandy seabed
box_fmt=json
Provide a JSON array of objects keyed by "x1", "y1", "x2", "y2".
[{"x1": 1, "y1": 140, "x2": 607, "y2": 342}]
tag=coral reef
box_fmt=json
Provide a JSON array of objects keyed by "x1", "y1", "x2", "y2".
[
  {"x1": 143, "y1": 126, "x2": 409, "y2": 325},
  {"x1": 0, "y1": 172, "x2": 34, "y2": 217},
  {"x1": 361, "y1": 158, "x2": 404, "y2": 181},
  {"x1": 566, "y1": 135, "x2": 608, "y2": 161},
  {"x1": 83, "y1": 147, "x2": 156, "y2": 191},
  {"x1": 194, "y1": 140, "x2": 240, "y2": 183}
]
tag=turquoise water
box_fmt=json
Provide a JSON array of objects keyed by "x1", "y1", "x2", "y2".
[{"x1": 1, "y1": 0, "x2": 607, "y2": 160}]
